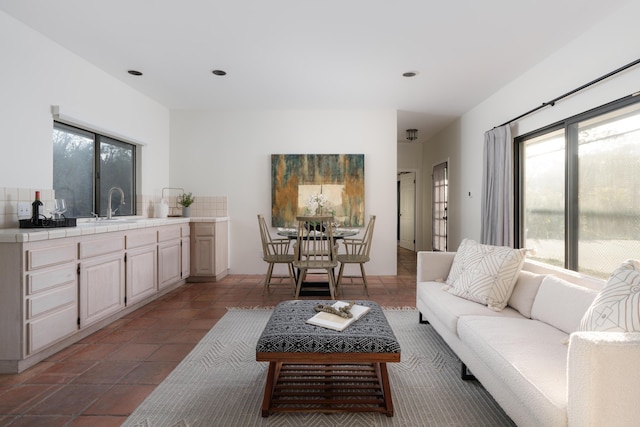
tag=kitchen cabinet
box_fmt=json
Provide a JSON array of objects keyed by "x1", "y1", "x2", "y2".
[
  {"x1": 158, "y1": 225, "x2": 182, "y2": 289},
  {"x1": 125, "y1": 230, "x2": 158, "y2": 305},
  {"x1": 189, "y1": 220, "x2": 228, "y2": 281},
  {"x1": 79, "y1": 236, "x2": 125, "y2": 327},
  {"x1": 0, "y1": 219, "x2": 192, "y2": 373},
  {"x1": 24, "y1": 244, "x2": 78, "y2": 356},
  {"x1": 181, "y1": 224, "x2": 191, "y2": 279}
]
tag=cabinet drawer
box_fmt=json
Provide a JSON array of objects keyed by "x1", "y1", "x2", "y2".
[
  {"x1": 27, "y1": 244, "x2": 76, "y2": 271},
  {"x1": 158, "y1": 226, "x2": 181, "y2": 242},
  {"x1": 126, "y1": 229, "x2": 157, "y2": 249},
  {"x1": 79, "y1": 236, "x2": 124, "y2": 259},
  {"x1": 27, "y1": 304, "x2": 77, "y2": 354},
  {"x1": 27, "y1": 282, "x2": 77, "y2": 319},
  {"x1": 27, "y1": 264, "x2": 76, "y2": 295},
  {"x1": 193, "y1": 223, "x2": 215, "y2": 236}
]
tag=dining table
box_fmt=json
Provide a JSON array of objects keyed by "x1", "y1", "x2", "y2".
[{"x1": 276, "y1": 228, "x2": 359, "y2": 296}]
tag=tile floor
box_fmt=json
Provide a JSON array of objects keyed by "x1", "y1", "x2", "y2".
[{"x1": 0, "y1": 247, "x2": 417, "y2": 426}]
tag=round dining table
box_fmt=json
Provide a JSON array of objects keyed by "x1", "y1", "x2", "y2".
[{"x1": 276, "y1": 228, "x2": 359, "y2": 239}]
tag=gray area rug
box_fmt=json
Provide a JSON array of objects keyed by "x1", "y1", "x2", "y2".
[{"x1": 124, "y1": 308, "x2": 515, "y2": 426}]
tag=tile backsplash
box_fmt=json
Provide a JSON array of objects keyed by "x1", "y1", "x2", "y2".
[{"x1": 0, "y1": 187, "x2": 228, "y2": 229}]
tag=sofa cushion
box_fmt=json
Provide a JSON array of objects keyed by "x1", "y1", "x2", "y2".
[
  {"x1": 444, "y1": 238, "x2": 527, "y2": 311},
  {"x1": 580, "y1": 259, "x2": 640, "y2": 332},
  {"x1": 508, "y1": 270, "x2": 544, "y2": 318},
  {"x1": 417, "y1": 281, "x2": 523, "y2": 336},
  {"x1": 531, "y1": 275, "x2": 598, "y2": 334},
  {"x1": 457, "y1": 316, "x2": 569, "y2": 427}
]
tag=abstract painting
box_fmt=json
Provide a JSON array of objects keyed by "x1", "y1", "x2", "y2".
[{"x1": 271, "y1": 154, "x2": 365, "y2": 227}]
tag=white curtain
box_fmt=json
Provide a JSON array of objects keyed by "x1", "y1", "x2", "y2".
[{"x1": 480, "y1": 125, "x2": 513, "y2": 246}]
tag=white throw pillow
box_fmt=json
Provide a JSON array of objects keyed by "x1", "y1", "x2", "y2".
[
  {"x1": 445, "y1": 238, "x2": 473, "y2": 286},
  {"x1": 580, "y1": 259, "x2": 640, "y2": 332},
  {"x1": 444, "y1": 239, "x2": 527, "y2": 311},
  {"x1": 531, "y1": 275, "x2": 598, "y2": 334},
  {"x1": 508, "y1": 270, "x2": 544, "y2": 318}
]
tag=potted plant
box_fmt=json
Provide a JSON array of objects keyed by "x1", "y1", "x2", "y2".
[{"x1": 177, "y1": 192, "x2": 194, "y2": 217}]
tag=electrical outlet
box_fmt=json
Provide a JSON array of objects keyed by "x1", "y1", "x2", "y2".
[{"x1": 17, "y1": 202, "x2": 31, "y2": 219}]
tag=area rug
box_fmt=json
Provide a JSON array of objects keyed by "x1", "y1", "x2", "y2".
[{"x1": 123, "y1": 308, "x2": 515, "y2": 427}]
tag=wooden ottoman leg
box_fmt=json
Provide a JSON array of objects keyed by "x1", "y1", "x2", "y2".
[
  {"x1": 261, "y1": 361, "x2": 280, "y2": 417},
  {"x1": 377, "y1": 362, "x2": 394, "y2": 416}
]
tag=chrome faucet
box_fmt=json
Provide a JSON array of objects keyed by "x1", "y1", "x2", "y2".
[{"x1": 107, "y1": 187, "x2": 125, "y2": 220}]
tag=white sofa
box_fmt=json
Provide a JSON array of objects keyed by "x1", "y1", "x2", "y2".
[{"x1": 416, "y1": 251, "x2": 640, "y2": 427}]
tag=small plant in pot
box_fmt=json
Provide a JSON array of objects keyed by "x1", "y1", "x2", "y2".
[{"x1": 177, "y1": 192, "x2": 194, "y2": 217}]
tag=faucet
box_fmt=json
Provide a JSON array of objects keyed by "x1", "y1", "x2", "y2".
[{"x1": 107, "y1": 187, "x2": 125, "y2": 220}]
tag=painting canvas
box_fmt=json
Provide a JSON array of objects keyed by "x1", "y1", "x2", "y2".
[{"x1": 271, "y1": 154, "x2": 365, "y2": 227}]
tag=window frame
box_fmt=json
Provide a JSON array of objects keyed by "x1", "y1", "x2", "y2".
[
  {"x1": 53, "y1": 121, "x2": 137, "y2": 218},
  {"x1": 515, "y1": 94, "x2": 640, "y2": 272}
]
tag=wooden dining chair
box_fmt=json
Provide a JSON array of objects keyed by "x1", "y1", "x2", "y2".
[
  {"x1": 257, "y1": 214, "x2": 296, "y2": 295},
  {"x1": 336, "y1": 215, "x2": 376, "y2": 296},
  {"x1": 293, "y1": 215, "x2": 338, "y2": 299}
]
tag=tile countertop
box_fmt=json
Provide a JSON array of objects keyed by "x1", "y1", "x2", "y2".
[{"x1": 0, "y1": 216, "x2": 230, "y2": 243}]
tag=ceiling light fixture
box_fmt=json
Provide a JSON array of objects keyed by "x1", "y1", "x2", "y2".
[
  {"x1": 406, "y1": 129, "x2": 418, "y2": 141},
  {"x1": 212, "y1": 70, "x2": 227, "y2": 76},
  {"x1": 127, "y1": 70, "x2": 143, "y2": 76}
]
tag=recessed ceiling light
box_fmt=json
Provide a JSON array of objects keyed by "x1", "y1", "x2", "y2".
[
  {"x1": 402, "y1": 71, "x2": 418, "y2": 77},
  {"x1": 127, "y1": 70, "x2": 143, "y2": 76},
  {"x1": 212, "y1": 70, "x2": 227, "y2": 76}
]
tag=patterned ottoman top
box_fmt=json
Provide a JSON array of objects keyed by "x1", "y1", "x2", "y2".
[{"x1": 256, "y1": 300, "x2": 400, "y2": 354}]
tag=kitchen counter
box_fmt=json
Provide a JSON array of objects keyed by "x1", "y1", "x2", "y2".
[{"x1": 0, "y1": 216, "x2": 229, "y2": 243}]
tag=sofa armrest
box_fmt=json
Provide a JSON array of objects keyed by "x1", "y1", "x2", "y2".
[
  {"x1": 568, "y1": 331, "x2": 640, "y2": 427},
  {"x1": 416, "y1": 251, "x2": 456, "y2": 283}
]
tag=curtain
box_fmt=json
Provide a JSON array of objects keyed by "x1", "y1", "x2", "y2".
[{"x1": 480, "y1": 125, "x2": 513, "y2": 246}]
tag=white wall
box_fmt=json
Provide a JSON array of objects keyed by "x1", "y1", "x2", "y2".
[
  {"x1": 0, "y1": 11, "x2": 170, "y2": 195},
  {"x1": 423, "y1": 0, "x2": 640, "y2": 250},
  {"x1": 170, "y1": 109, "x2": 398, "y2": 275}
]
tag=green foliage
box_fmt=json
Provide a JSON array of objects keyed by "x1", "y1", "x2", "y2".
[{"x1": 177, "y1": 192, "x2": 195, "y2": 207}]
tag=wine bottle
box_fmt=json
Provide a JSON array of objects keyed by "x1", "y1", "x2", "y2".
[{"x1": 31, "y1": 191, "x2": 43, "y2": 225}]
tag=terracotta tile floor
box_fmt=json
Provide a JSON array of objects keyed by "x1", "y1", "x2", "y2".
[{"x1": 0, "y1": 247, "x2": 417, "y2": 426}]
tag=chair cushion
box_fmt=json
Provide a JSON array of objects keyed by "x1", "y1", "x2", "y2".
[
  {"x1": 458, "y1": 316, "x2": 569, "y2": 426},
  {"x1": 580, "y1": 259, "x2": 640, "y2": 332},
  {"x1": 416, "y1": 281, "x2": 523, "y2": 336},
  {"x1": 531, "y1": 275, "x2": 597, "y2": 334},
  {"x1": 444, "y1": 238, "x2": 527, "y2": 311}
]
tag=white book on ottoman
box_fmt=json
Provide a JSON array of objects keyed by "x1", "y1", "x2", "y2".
[{"x1": 307, "y1": 301, "x2": 370, "y2": 331}]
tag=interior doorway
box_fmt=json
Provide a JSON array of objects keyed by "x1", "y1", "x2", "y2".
[
  {"x1": 398, "y1": 172, "x2": 415, "y2": 251},
  {"x1": 432, "y1": 161, "x2": 448, "y2": 251}
]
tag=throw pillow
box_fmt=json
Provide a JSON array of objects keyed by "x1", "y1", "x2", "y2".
[
  {"x1": 580, "y1": 259, "x2": 640, "y2": 332},
  {"x1": 444, "y1": 238, "x2": 473, "y2": 286},
  {"x1": 508, "y1": 270, "x2": 544, "y2": 318},
  {"x1": 444, "y1": 238, "x2": 527, "y2": 311}
]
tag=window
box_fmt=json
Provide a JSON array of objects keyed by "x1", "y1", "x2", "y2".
[
  {"x1": 432, "y1": 161, "x2": 448, "y2": 252},
  {"x1": 516, "y1": 95, "x2": 640, "y2": 278},
  {"x1": 53, "y1": 122, "x2": 136, "y2": 218}
]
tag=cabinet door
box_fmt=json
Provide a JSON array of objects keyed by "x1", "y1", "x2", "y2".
[
  {"x1": 158, "y1": 240, "x2": 182, "y2": 289},
  {"x1": 193, "y1": 235, "x2": 215, "y2": 276},
  {"x1": 126, "y1": 245, "x2": 157, "y2": 305},
  {"x1": 181, "y1": 237, "x2": 191, "y2": 279},
  {"x1": 79, "y1": 253, "x2": 125, "y2": 328},
  {"x1": 214, "y1": 222, "x2": 229, "y2": 276}
]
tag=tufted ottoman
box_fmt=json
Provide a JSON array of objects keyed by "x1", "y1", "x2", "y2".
[{"x1": 256, "y1": 300, "x2": 401, "y2": 417}]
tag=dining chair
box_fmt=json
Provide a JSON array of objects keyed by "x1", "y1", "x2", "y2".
[
  {"x1": 336, "y1": 214, "x2": 376, "y2": 296},
  {"x1": 257, "y1": 214, "x2": 296, "y2": 295},
  {"x1": 293, "y1": 215, "x2": 338, "y2": 299}
]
